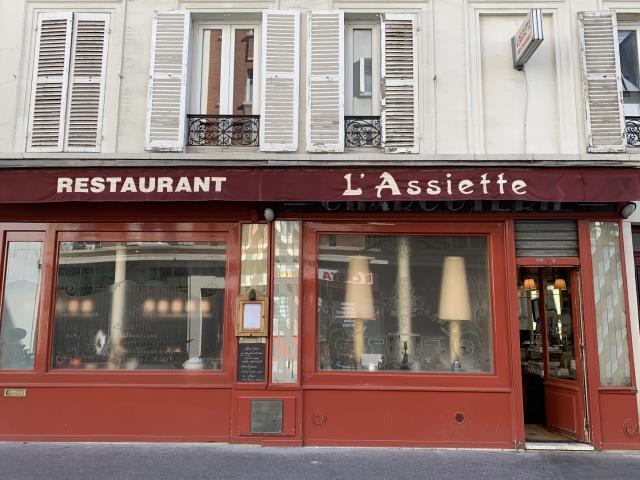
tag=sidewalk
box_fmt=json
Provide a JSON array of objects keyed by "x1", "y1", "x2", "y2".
[{"x1": 0, "y1": 442, "x2": 638, "y2": 480}]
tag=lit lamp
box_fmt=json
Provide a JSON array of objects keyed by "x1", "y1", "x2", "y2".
[
  {"x1": 523, "y1": 278, "x2": 537, "y2": 291},
  {"x1": 553, "y1": 278, "x2": 567, "y2": 290},
  {"x1": 345, "y1": 256, "x2": 375, "y2": 369},
  {"x1": 438, "y1": 256, "x2": 472, "y2": 371}
]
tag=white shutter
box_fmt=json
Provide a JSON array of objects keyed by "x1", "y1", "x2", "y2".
[
  {"x1": 65, "y1": 13, "x2": 110, "y2": 152},
  {"x1": 145, "y1": 11, "x2": 190, "y2": 151},
  {"x1": 306, "y1": 11, "x2": 344, "y2": 153},
  {"x1": 381, "y1": 13, "x2": 418, "y2": 153},
  {"x1": 27, "y1": 13, "x2": 73, "y2": 152},
  {"x1": 260, "y1": 11, "x2": 300, "y2": 152},
  {"x1": 578, "y1": 11, "x2": 625, "y2": 153}
]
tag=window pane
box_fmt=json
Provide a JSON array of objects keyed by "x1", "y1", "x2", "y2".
[
  {"x1": 272, "y1": 221, "x2": 300, "y2": 383},
  {"x1": 0, "y1": 242, "x2": 43, "y2": 370},
  {"x1": 351, "y1": 28, "x2": 373, "y2": 115},
  {"x1": 317, "y1": 235, "x2": 493, "y2": 373},
  {"x1": 590, "y1": 222, "x2": 632, "y2": 386},
  {"x1": 619, "y1": 30, "x2": 640, "y2": 116},
  {"x1": 240, "y1": 224, "x2": 269, "y2": 297},
  {"x1": 52, "y1": 242, "x2": 226, "y2": 370},
  {"x1": 542, "y1": 270, "x2": 576, "y2": 380},
  {"x1": 633, "y1": 230, "x2": 640, "y2": 252},
  {"x1": 232, "y1": 29, "x2": 255, "y2": 115},
  {"x1": 203, "y1": 29, "x2": 223, "y2": 114}
]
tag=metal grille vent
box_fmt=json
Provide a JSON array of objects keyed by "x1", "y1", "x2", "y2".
[{"x1": 515, "y1": 221, "x2": 578, "y2": 258}]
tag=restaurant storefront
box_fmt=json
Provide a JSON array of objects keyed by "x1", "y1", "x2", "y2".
[{"x1": 0, "y1": 167, "x2": 639, "y2": 449}]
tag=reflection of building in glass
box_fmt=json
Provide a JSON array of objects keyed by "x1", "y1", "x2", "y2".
[
  {"x1": 317, "y1": 234, "x2": 491, "y2": 373},
  {"x1": 52, "y1": 242, "x2": 227, "y2": 371}
]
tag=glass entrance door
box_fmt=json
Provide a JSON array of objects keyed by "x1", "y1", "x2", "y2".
[{"x1": 518, "y1": 267, "x2": 588, "y2": 443}]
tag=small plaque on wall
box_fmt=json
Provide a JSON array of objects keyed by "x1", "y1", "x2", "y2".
[
  {"x1": 251, "y1": 400, "x2": 283, "y2": 434},
  {"x1": 237, "y1": 342, "x2": 266, "y2": 382}
]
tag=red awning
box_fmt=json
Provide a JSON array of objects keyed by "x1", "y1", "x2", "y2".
[{"x1": 0, "y1": 167, "x2": 638, "y2": 203}]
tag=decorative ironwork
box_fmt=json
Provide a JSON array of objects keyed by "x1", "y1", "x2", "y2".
[
  {"x1": 345, "y1": 116, "x2": 381, "y2": 148},
  {"x1": 187, "y1": 115, "x2": 259, "y2": 147},
  {"x1": 626, "y1": 117, "x2": 640, "y2": 148}
]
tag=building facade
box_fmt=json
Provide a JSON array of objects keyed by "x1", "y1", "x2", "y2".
[{"x1": 1, "y1": 0, "x2": 640, "y2": 449}]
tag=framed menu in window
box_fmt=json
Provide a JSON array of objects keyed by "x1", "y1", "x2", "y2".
[{"x1": 236, "y1": 298, "x2": 268, "y2": 336}]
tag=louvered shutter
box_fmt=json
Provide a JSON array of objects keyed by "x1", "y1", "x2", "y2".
[
  {"x1": 381, "y1": 13, "x2": 418, "y2": 153},
  {"x1": 260, "y1": 11, "x2": 300, "y2": 152},
  {"x1": 578, "y1": 11, "x2": 625, "y2": 153},
  {"x1": 145, "y1": 11, "x2": 190, "y2": 151},
  {"x1": 65, "y1": 13, "x2": 110, "y2": 152},
  {"x1": 27, "y1": 13, "x2": 73, "y2": 152},
  {"x1": 306, "y1": 11, "x2": 344, "y2": 153}
]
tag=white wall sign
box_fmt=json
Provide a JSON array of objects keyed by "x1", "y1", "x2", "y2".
[{"x1": 512, "y1": 9, "x2": 543, "y2": 70}]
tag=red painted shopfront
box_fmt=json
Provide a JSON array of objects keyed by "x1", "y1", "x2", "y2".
[{"x1": 0, "y1": 167, "x2": 639, "y2": 449}]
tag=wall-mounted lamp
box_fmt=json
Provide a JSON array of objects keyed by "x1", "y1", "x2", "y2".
[
  {"x1": 523, "y1": 278, "x2": 537, "y2": 290},
  {"x1": 263, "y1": 207, "x2": 275, "y2": 222},
  {"x1": 620, "y1": 202, "x2": 637, "y2": 219}
]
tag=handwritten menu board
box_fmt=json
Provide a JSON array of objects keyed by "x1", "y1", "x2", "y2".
[{"x1": 237, "y1": 342, "x2": 265, "y2": 382}]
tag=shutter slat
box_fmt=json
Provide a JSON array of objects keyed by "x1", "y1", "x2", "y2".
[
  {"x1": 578, "y1": 11, "x2": 625, "y2": 153},
  {"x1": 381, "y1": 14, "x2": 418, "y2": 153},
  {"x1": 65, "y1": 13, "x2": 109, "y2": 152},
  {"x1": 28, "y1": 13, "x2": 73, "y2": 151},
  {"x1": 306, "y1": 11, "x2": 343, "y2": 153},
  {"x1": 260, "y1": 11, "x2": 300, "y2": 152},
  {"x1": 145, "y1": 11, "x2": 190, "y2": 151}
]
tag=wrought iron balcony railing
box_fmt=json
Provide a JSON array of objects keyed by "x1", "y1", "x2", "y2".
[
  {"x1": 187, "y1": 114, "x2": 260, "y2": 147},
  {"x1": 626, "y1": 117, "x2": 640, "y2": 148},
  {"x1": 344, "y1": 116, "x2": 381, "y2": 148}
]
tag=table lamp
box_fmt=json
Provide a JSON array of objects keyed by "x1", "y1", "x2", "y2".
[
  {"x1": 345, "y1": 256, "x2": 375, "y2": 368},
  {"x1": 438, "y1": 256, "x2": 472, "y2": 371}
]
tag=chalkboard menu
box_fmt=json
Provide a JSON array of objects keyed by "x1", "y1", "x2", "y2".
[{"x1": 237, "y1": 342, "x2": 265, "y2": 382}]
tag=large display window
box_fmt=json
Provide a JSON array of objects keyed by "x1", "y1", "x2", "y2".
[
  {"x1": 0, "y1": 222, "x2": 239, "y2": 387},
  {"x1": 51, "y1": 241, "x2": 227, "y2": 371},
  {"x1": 317, "y1": 234, "x2": 492, "y2": 373},
  {"x1": 302, "y1": 221, "x2": 510, "y2": 387}
]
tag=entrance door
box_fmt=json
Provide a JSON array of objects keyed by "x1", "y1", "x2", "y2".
[{"x1": 518, "y1": 267, "x2": 588, "y2": 443}]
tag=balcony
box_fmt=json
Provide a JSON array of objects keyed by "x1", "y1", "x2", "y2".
[
  {"x1": 344, "y1": 116, "x2": 381, "y2": 148},
  {"x1": 187, "y1": 115, "x2": 260, "y2": 147},
  {"x1": 627, "y1": 117, "x2": 640, "y2": 148}
]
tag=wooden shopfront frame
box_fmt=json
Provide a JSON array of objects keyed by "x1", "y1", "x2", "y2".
[
  {"x1": 0, "y1": 214, "x2": 244, "y2": 442},
  {"x1": 509, "y1": 217, "x2": 640, "y2": 449},
  {"x1": 0, "y1": 202, "x2": 638, "y2": 449},
  {"x1": 577, "y1": 220, "x2": 640, "y2": 449},
  {"x1": 299, "y1": 219, "x2": 516, "y2": 448}
]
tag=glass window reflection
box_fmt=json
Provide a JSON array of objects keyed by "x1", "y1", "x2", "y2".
[
  {"x1": 0, "y1": 242, "x2": 43, "y2": 370},
  {"x1": 317, "y1": 234, "x2": 493, "y2": 373},
  {"x1": 51, "y1": 241, "x2": 227, "y2": 371}
]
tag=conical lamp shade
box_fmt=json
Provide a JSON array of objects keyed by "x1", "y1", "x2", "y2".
[
  {"x1": 345, "y1": 256, "x2": 375, "y2": 320},
  {"x1": 554, "y1": 278, "x2": 567, "y2": 290},
  {"x1": 438, "y1": 256, "x2": 472, "y2": 321}
]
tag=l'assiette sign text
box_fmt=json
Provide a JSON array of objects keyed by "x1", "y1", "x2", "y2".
[{"x1": 0, "y1": 167, "x2": 635, "y2": 203}]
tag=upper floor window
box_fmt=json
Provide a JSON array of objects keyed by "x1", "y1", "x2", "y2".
[
  {"x1": 345, "y1": 22, "x2": 380, "y2": 117},
  {"x1": 149, "y1": 11, "x2": 300, "y2": 153},
  {"x1": 618, "y1": 26, "x2": 640, "y2": 118},
  {"x1": 184, "y1": 19, "x2": 262, "y2": 148},
  {"x1": 197, "y1": 25, "x2": 259, "y2": 116},
  {"x1": 618, "y1": 23, "x2": 640, "y2": 148},
  {"x1": 308, "y1": 12, "x2": 418, "y2": 153},
  {"x1": 27, "y1": 13, "x2": 110, "y2": 152}
]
